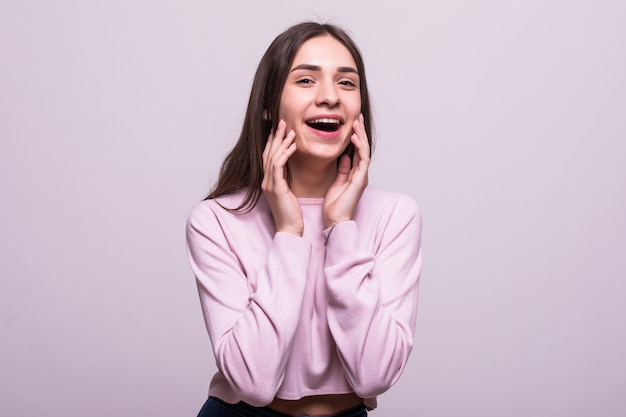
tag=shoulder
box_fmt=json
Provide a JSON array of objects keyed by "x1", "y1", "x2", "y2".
[
  {"x1": 187, "y1": 189, "x2": 272, "y2": 233},
  {"x1": 356, "y1": 187, "x2": 422, "y2": 248},
  {"x1": 358, "y1": 186, "x2": 421, "y2": 219}
]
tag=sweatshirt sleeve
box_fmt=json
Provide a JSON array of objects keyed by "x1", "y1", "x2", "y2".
[
  {"x1": 186, "y1": 203, "x2": 311, "y2": 406},
  {"x1": 323, "y1": 195, "x2": 422, "y2": 398}
]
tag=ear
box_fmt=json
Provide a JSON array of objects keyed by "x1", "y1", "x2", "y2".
[{"x1": 262, "y1": 109, "x2": 269, "y2": 120}]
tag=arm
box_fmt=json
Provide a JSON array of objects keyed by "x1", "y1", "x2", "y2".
[
  {"x1": 324, "y1": 196, "x2": 422, "y2": 398},
  {"x1": 186, "y1": 204, "x2": 311, "y2": 406}
]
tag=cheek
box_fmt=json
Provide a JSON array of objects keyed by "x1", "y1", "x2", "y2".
[
  {"x1": 278, "y1": 97, "x2": 296, "y2": 123},
  {"x1": 345, "y1": 94, "x2": 362, "y2": 119},
  {"x1": 353, "y1": 96, "x2": 362, "y2": 116}
]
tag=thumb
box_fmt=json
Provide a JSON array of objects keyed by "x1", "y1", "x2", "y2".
[
  {"x1": 332, "y1": 155, "x2": 351, "y2": 187},
  {"x1": 337, "y1": 154, "x2": 351, "y2": 177},
  {"x1": 329, "y1": 155, "x2": 351, "y2": 191}
]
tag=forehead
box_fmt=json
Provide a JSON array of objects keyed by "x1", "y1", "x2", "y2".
[{"x1": 291, "y1": 35, "x2": 357, "y2": 69}]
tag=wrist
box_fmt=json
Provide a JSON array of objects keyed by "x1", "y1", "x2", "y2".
[
  {"x1": 277, "y1": 226, "x2": 303, "y2": 237},
  {"x1": 323, "y1": 218, "x2": 350, "y2": 229}
]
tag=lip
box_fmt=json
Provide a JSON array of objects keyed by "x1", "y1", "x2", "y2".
[{"x1": 304, "y1": 114, "x2": 345, "y2": 140}]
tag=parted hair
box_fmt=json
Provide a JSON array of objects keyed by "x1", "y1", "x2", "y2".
[{"x1": 206, "y1": 21, "x2": 374, "y2": 211}]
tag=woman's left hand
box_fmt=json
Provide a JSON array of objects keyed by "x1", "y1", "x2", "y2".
[{"x1": 323, "y1": 114, "x2": 370, "y2": 228}]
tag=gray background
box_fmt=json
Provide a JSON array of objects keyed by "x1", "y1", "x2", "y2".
[{"x1": 1, "y1": 0, "x2": 625, "y2": 416}]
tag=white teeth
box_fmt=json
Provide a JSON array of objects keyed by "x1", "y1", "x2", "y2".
[{"x1": 309, "y1": 118, "x2": 340, "y2": 124}]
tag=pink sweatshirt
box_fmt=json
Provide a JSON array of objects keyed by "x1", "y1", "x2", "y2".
[{"x1": 185, "y1": 187, "x2": 422, "y2": 410}]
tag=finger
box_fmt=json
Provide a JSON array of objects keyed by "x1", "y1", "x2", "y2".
[
  {"x1": 267, "y1": 124, "x2": 295, "y2": 171},
  {"x1": 267, "y1": 131, "x2": 297, "y2": 189},
  {"x1": 262, "y1": 130, "x2": 273, "y2": 171},
  {"x1": 264, "y1": 121, "x2": 291, "y2": 176},
  {"x1": 351, "y1": 133, "x2": 362, "y2": 170},
  {"x1": 271, "y1": 139, "x2": 297, "y2": 171},
  {"x1": 354, "y1": 115, "x2": 369, "y2": 148},
  {"x1": 352, "y1": 114, "x2": 370, "y2": 160},
  {"x1": 351, "y1": 118, "x2": 370, "y2": 174},
  {"x1": 268, "y1": 130, "x2": 296, "y2": 170},
  {"x1": 269, "y1": 119, "x2": 287, "y2": 156},
  {"x1": 335, "y1": 154, "x2": 351, "y2": 185},
  {"x1": 264, "y1": 122, "x2": 284, "y2": 187},
  {"x1": 265, "y1": 121, "x2": 285, "y2": 172},
  {"x1": 264, "y1": 121, "x2": 284, "y2": 166},
  {"x1": 279, "y1": 129, "x2": 297, "y2": 152}
]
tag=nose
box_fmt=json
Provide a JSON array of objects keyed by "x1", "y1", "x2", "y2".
[{"x1": 315, "y1": 79, "x2": 339, "y2": 107}]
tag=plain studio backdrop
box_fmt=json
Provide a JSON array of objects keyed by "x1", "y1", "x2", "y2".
[{"x1": 1, "y1": 1, "x2": 625, "y2": 416}]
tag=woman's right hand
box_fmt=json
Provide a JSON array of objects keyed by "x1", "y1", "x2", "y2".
[{"x1": 261, "y1": 119, "x2": 303, "y2": 236}]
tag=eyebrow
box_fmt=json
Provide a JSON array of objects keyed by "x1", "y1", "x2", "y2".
[{"x1": 290, "y1": 64, "x2": 359, "y2": 75}]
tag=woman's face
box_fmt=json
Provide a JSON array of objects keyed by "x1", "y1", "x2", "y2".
[{"x1": 279, "y1": 35, "x2": 361, "y2": 163}]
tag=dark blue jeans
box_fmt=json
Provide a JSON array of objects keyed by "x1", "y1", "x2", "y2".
[{"x1": 197, "y1": 396, "x2": 368, "y2": 417}]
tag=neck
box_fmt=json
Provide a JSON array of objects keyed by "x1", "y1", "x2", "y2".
[{"x1": 287, "y1": 158, "x2": 337, "y2": 198}]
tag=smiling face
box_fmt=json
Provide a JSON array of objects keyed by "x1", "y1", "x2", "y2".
[{"x1": 279, "y1": 35, "x2": 361, "y2": 164}]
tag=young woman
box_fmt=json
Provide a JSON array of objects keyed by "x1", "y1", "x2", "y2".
[{"x1": 186, "y1": 22, "x2": 422, "y2": 417}]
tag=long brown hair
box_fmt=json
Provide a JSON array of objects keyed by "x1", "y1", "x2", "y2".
[{"x1": 206, "y1": 22, "x2": 374, "y2": 211}]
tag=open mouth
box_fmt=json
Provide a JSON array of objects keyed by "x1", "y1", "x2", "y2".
[{"x1": 305, "y1": 118, "x2": 342, "y2": 132}]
